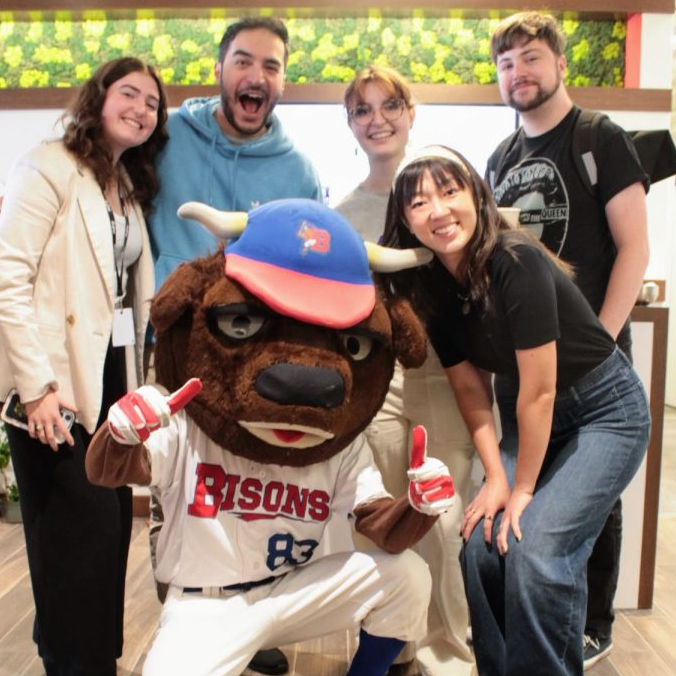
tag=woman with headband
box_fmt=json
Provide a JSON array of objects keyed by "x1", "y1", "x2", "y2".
[
  {"x1": 337, "y1": 68, "x2": 476, "y2": 676},
  {"x1": 378, "y1": 145, "x2": 650, "y2": 676}
]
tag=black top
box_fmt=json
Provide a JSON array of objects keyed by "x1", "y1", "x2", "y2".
[
  {"x1": 486, "y1": 106, "x2": 648, "y2": 314},
  {"x1": 427, "y1": 236, "x2": 616, "y2": 390}
]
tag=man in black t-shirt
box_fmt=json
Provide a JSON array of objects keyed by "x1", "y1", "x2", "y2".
[{"x1": 486, "y1": 12, "x2": 649, "y2": 671}]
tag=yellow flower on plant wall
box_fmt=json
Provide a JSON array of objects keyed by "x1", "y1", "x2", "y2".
[
  {"x1": 288, "y1": 22, "x2": 315, "y2": 44},
  {"x1": 380, "y1": 27, "x2": 396, "y2": 48},
  {"x1": 410, "y1": 61, "x2": 428, "y2": 82},
  {"x1": 136, "y1": 19, "x2": 155, "y2": 37},
  {"x1": 0, "y1": 21, "x2": 14, "y2": 38},
  {"x1": 208, "y1": 18, "x2": 227, "y2": 42},
  {"x1": 562, "y1": 20, "x2": 579, "y2": 36},
  {"x1": 27, "y1": 23, "x2": 43, "y2": 43},
  {"x1": 429, "y1": 61, "x2": 447, "y2": 83},
  {"x1": 160, "y1": 67, "x2": 174, "y2": 83},
  {"x1": 84, "y1": 40, "x2": 100, "y2": 54},
  {"x1": 474, "y1": 61, "x2": 495, "y2": 84},
  {"x1": 34, "y1": 45, "x2": 73, "y2": 64},
  {"x1": 612, "y1": 22, "x2": 626, "y2": 39},
  {"x1": 477, "y1": 38, "x2": 491, "y2": 57},
  {"x1": 152, "y1": 34, "x2": 174, "y2": 63},
  {"x1": 311, "y1": 34, "x2": 339, "y2": 61},
  {"x1": 435, "y1": 44, "x2": 451, "y2": 61},
  {"x1": 444, "y1": 71, "x2": 463, "y2": 85},
  {"x1": 54, "y1": 20, "x2": 73, "y2": 41},
  {"x1": 83, "y1": 20, "x2": 106, "y2": 38},
  {"x1": 287, "y1": 50, "x2": 304, "y2": 67},
  {"x1": 397, "y1": 35, "x2": 412, "y2": 57},
  {"x1": 321, "y1": 64, "x2": 355, "y2": 81},
  {"x1": 181, "y1": 39, "x2": 199, "y2": 54},
  {"x1": 107, "y1": 33, "x2": 131, "y2": 51},
  {"x1": 20, "y1": 69, "x2": 49, "y2": 87},
  {"x1": 602, "y1": 42, "x2": 620, "y2": 60},
  {"x1": 572, "y1": 39, "x2": 590, "y2": 62},
  {"x1": 420, "y1": 30, "x2": 436, "y2": 49},
  {"x1": 0, "y1": 77, "x2": 7, "y2": 88},
  {"x1": 75, "y1": 63, "x2": 91, "y2": 80},
  {"x1": 455, "y1": 29, "x2": 475, "y2": 47},
  {"x1": 184, "y1": 57, "x2": 215, "y2": 84},
  {"x1": 341, "y1": 33, "x2": 358, "y2": 51},
  {"x1": 3, "y1": 45, "x2": 23, "y2": 69},
  {"x1": 374, "y1": 53, "x2": 389, "y2": 68}
]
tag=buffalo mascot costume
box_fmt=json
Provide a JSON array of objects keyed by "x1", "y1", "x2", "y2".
[{"x1": 86, "y1": 199, "x2": 456, "y2": 676}]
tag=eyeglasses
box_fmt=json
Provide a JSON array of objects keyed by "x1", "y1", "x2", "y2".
[{"x1": 348, "y1": 98, "x2": 407, "y2": 126}]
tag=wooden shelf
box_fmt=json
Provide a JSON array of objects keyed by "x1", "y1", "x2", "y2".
[
  {"x1": 0, "y1": 84, "x2": 670, "y2": 112},
  {"x1": 0, "y1": 0, "x2": 672, "y2": 16}
]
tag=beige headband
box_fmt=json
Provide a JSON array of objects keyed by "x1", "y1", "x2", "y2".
[{"x1": 393, "y1": 144, "x2": 469, "y2": 186}]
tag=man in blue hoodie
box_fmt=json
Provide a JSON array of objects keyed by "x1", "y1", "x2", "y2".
[
  {"x1": 148, "y1": 16, "x2": 323, "y2": 293},
  {"x1": 146, "y1": 17, "x2": 322, "y2": 676}
]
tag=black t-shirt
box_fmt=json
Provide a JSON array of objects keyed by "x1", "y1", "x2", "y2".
[
  {"x1": 486, "y1": 106, "x2": 648, "y2": 314},
  {"x1": 427, "y1": 238, "x2": 615, "y2": 389}
]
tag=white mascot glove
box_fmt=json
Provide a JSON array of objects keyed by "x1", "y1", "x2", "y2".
[
  {"x1": 108, "y1": 379, "x2": 202, "y2": 445},
  {"x1": 407, "y1": 425, "x2": 456, "y2": 516}
]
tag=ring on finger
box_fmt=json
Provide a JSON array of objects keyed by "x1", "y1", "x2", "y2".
[
  {"x1": 485, "y1": 514, "x2": 493, "y2": 521},
  {"x1": 35, "y1": 424, "x2": 44, "y2": 433}
]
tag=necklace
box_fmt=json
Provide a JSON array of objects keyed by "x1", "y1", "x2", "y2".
[{"x1": 457, "y1": 291, "x2": 471, "y2": 316}]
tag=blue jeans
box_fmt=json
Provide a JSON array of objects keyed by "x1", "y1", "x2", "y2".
[{"x1": 460, "y1": 349, "x2": 650, "y2": 676}]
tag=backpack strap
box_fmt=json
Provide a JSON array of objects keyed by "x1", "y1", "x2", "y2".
[
  {"x1": 488, "y1": 128, "x2": 521, "y2": 191},
  {"x1": 572, "y1": 108, "x2": 607, "y2": 198}
]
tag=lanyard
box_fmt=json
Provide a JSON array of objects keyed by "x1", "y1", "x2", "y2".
[{"x1": 104, "y1": 183, "x2": 130, "y2": 304}]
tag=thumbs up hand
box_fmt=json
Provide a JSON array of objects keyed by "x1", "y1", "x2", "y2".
[
  {"x1": 108, "y1": 378, "x2": 202, "y2": 445},
  {"x1": 407, "y1": 425, "x2": 456, "y2": 516}
]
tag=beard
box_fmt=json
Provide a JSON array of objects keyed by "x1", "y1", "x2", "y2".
[
  {"x1": 508, "y1": 71, "x2": 561, "y2": 112},
  {"x1": 219, "y1": 84, "x2": 279, "y2": 138}
]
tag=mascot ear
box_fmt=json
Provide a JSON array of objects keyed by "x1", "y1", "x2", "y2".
[
  {"x1": 387, "y1": 296, "x2": 427, "y2": 369},
  {"x1": 151, "y1": 253, "x2": 222, "y2": 334},
  {"x1": 151, "y1": 262, "x2": 204, "y2": 334}
]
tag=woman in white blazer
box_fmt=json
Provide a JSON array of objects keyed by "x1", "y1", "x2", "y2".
[{"x1": 0, "y1": 58, "x2": 168, "y2": 676}]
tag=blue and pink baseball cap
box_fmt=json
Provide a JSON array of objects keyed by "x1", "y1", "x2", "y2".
[{"x1": 224, "y1": 199, "x2": 375, "y2": 329}]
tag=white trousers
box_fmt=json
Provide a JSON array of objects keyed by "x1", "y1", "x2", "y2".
[
  {"x1": 363, "y1": 350, "x2": 477, "y2": 676},
  {"x1": 143, "y1": 550, "x2": 431, "y2": 676}
]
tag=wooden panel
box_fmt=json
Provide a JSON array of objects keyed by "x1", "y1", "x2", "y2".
[
  {"x1": 1, "y1": 0, "x2": 673, "y2": 15},
  {"x1": 630, "y1": 305, "x2": 669, "y2": 609},
  {"x1": 0, "y1": 85, "x2": 671, "y2": 112}
]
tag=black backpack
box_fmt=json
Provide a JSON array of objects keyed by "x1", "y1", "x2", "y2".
[{"x1": 488, "y1": 108, "x2": 676, "y2": 196}]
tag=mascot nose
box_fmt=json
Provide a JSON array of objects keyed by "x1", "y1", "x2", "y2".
[{"x1": 255, "y1": 363, "x2": 344, "y2": 408}]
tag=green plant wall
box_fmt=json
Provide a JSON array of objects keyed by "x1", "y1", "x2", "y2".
[{"x1": 0, "y1": 12, "x2": 626, "y2": 88}]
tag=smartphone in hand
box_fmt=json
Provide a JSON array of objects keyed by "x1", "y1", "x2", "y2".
[{"x1": 1, "y1": 389, "x2": 75, "y2": 439}]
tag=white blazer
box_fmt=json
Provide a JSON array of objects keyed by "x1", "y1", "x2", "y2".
[{"x1": 0, "y1": 141, "x2": 154, "y2": 433}]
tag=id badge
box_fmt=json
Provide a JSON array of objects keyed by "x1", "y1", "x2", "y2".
[{"x1": 112, "y1": 308, "x2": 135, "y2": 346}]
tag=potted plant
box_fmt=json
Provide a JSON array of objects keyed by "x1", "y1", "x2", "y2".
[{"x1": 0, "y1": 423, "x2": 22, "y2": 523}]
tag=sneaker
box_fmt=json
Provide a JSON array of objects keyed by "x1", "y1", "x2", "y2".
[
  {"x1": 583, "y1": 634, "x2": 613, "y2": 670},
  {"x1": 248, "y1": 648, "x2": 289, "y2": 675}
]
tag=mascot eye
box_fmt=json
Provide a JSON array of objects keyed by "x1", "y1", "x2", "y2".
[
  {"x1": 341, "y1": 333, "x2": 374, "y2": 361},
  {"x1": 217, "y1": 313, "x2": 266, "y2": 340}
]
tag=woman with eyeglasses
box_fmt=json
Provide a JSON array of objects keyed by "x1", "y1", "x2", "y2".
[{"x1": 335, "y1": 67, "x2": 477, "y2": 676}]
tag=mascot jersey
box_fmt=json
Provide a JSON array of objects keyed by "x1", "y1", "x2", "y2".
[{"x1": 150, "y1": 411, "x2": 389, "y2": 588}]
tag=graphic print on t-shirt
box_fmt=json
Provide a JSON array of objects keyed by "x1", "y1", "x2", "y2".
[{"x1": 492, "y1": 157, "x2": 569, "y2": 255}]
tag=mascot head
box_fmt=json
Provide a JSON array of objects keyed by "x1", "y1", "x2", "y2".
[{"x1": 151, "y1": 198, "x2": 430, "y2": 467}]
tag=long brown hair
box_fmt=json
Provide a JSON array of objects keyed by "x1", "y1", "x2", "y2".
[
  {"x1": 378, "y1": 146, "x2": 571, "y2": 319},
  {"x1": 61, "y1": 57, "x2": 168, "y2": 214}
]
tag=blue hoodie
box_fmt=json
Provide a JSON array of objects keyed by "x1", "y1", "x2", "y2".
[{"x1": 148, "y1": 96, "x2": 323, "y2": 292}]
